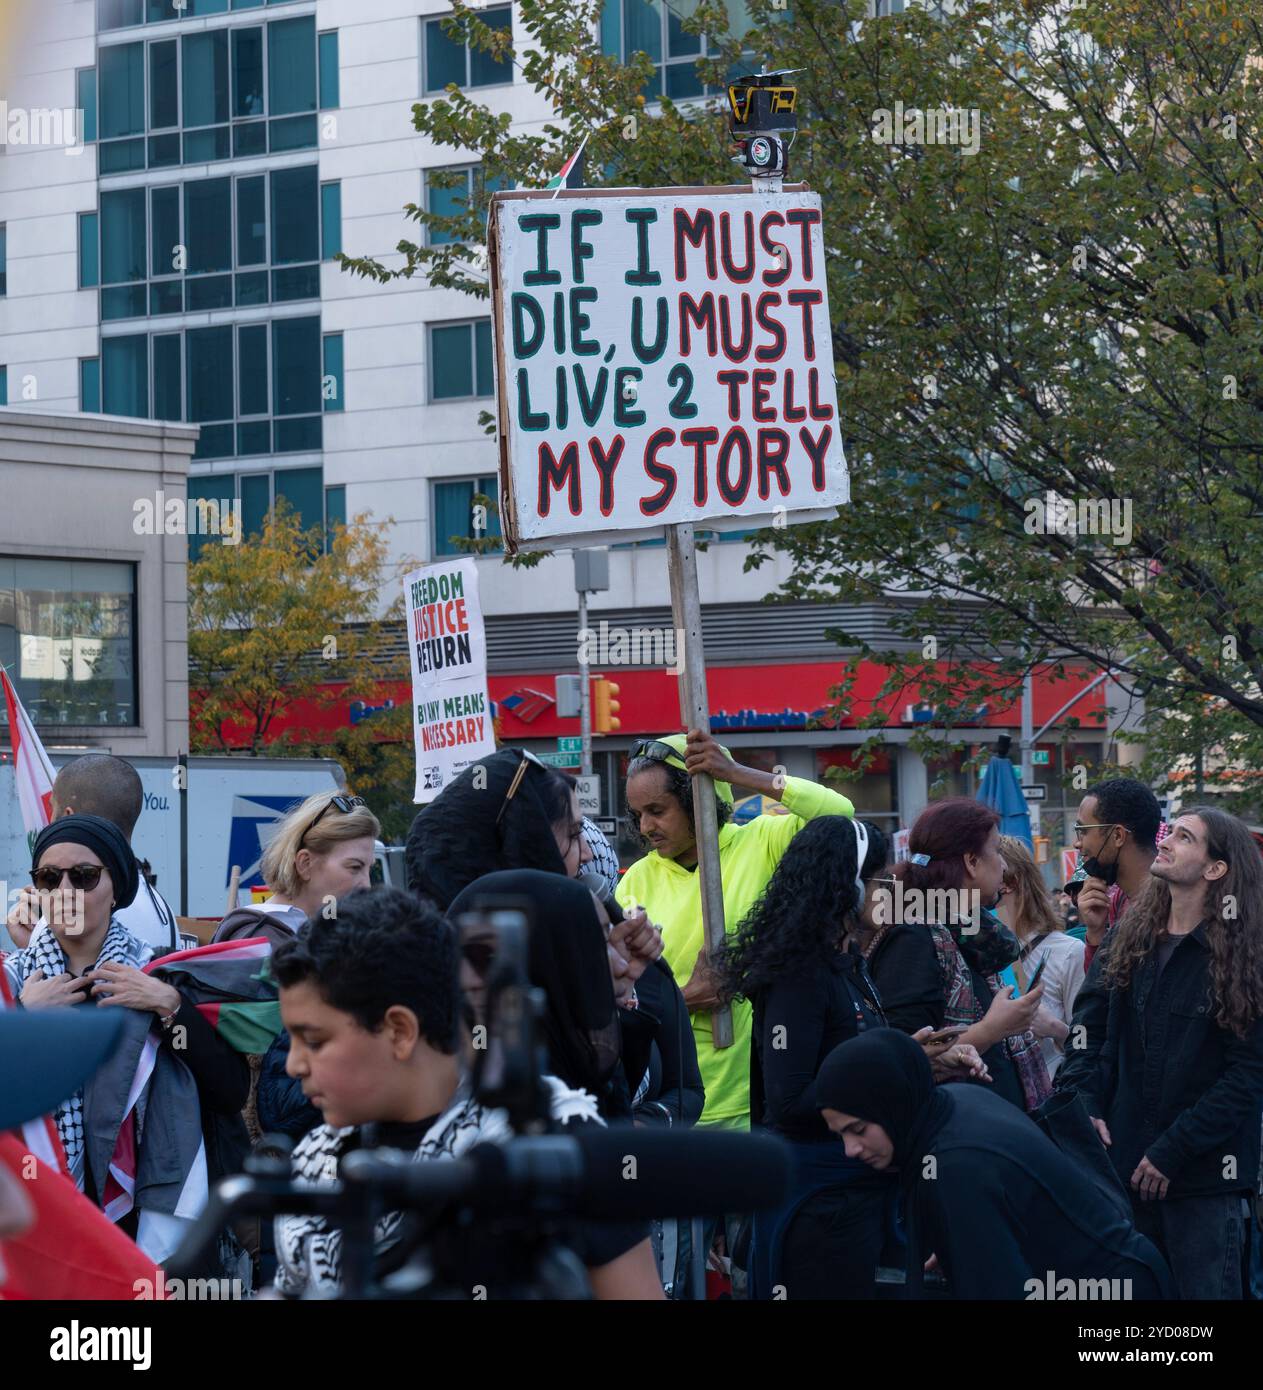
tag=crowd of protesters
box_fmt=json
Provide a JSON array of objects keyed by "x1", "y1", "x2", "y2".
[{"x1": 2, "y1": 742, "x2": 1262, "y2": 1302}]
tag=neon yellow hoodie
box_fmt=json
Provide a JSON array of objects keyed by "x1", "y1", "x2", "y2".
[{"x1": 615, "y1": 777, "x2": 855, "y2": 1127}]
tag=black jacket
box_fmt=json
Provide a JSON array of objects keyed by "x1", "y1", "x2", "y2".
[
  {"x1": 623, "y1": 958, "x2": 705, "y2": 1127},
  {"x1": 1054, "y1": 934, "x2": 1112, "y2": 1096},
  {"x1": 1086, "y1": 923, "x2": 1263, "y2": 1198}
]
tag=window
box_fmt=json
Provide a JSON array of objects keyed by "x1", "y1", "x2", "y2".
[
  {"x1": 424, "y1": 166, "x2": 505, "y2": 245},
  {"x1": 424, "y1": 8, "x2": 512, "y2": 94},
  {"x1": 80, "y1": 359, "x2": 101, "y2": 414},
  {"x1": 0, "y1": 225, "x2": 6, "y2": 296},
  {"x1": 101, "y1": 335, "x2": 149, "y2": 418},
  {"x1": 321, "y1": 182, "x2": 341, "y2": 259},
  {"x1": 322, "y1": 332, "x2": 343, "y2": 412},
  {"x1": 318, "y1": 31, "x2": 339, "y2": 110},
  {"x1": 153, "y1": 334, "x2": 182, "y2": 421},
  {"x1": 599, "y1": 0, "x2": 752, "y2": 101},
  {"x1": 0, "y1": 557, "x2": 137, "y2": 728},
  {"x1": 272, "y1": 317, "x2": 322, "y2": 455},
  {"x1": 100, "y1": 0, "x2": 247, "y2": 28},
  {"x1": 77, "y1": 69, "x2": 98, "y2": 145},
  {"x1": 325, "y1": 483, "x2": 346, "y2": 550},
  {"x1": 100, "y1": 188, "x2": 146, "y2": 318},
  {"x1": 80, "y1": 214, "x2": 100, "y2": 289},
  {"x1": 0, "y1": 367, "x2": 7, "y2": 407},
  {"x1": 187, "y1": 468, "x2": 338, "y2": 559},
  {"x1": 433, "y1": 476, "x2": 502, "y2": 556},
  {"x1": 97, "y1": 22, "x2": 317, "y2": 175},
  {"x1": 429, "y1": 320, "x2": 493, "y2": 400}
]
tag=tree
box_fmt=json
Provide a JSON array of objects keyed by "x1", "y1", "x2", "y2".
[
  {"x1": 188, "y1": 504, "x2": 412, "y2": 827},
  {"x1": 342, "y1": 0, "x2": 1263, "y2": 813}
]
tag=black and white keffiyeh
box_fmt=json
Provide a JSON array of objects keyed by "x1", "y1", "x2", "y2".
[
  {"x1": 274, "y1": 1075, "x2": 600, "y2": 1298},
  {"x1": 3, "y1": 919, "x2": 153, "y2": 1186}
]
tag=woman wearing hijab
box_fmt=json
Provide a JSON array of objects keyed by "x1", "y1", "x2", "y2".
[
  {"x1": 3, "y1": 816, "x2": 250, "y2": 1263},
  {"x1": 815, "y1": 1028, "x2": 1175, "y2": 1300},
  {"x1": 715, "y1": 818, "x2": 989, "y2": 1300}
]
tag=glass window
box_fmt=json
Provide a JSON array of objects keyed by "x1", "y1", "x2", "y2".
[
  {"x1": 236, "y1": 175, "x2": 266, "y2": 266},
  {"x1": 233, "y1": 27, "x2": 266, "y2": 118},
  {"x1": 100, "y1": 189, "x2": 146, "y2": 284},
  {"x1": 185, "y1": 178, "x2": 233, "y2": 274},
  {"x1": 269, "y1": 17, "x2": 317, "y2": 116},
  {"x1": 99, "y1": 43, "x2": 145, "y2": 139},
  {"x1": 150, "y1": 40, "x2": 178, "y2": 129},
  {"x1": 272, "y1": 316, "x2": 321, "y2": 416},
  {"x1": 0, "y1": 556, "x2": 137, "y2": 728},
  {"x1": 426, "y1": 166, "x2": 472, "y2": 245},
  {"x1": 77, "y1": 69, "x2": 97, "y2": 144},
  {"x1": 318, "y1": 31, "x2": 339, "y2": 109},
  {"x1": 430, "y1": 320, "x2": 494, "y2": 400},
  {"x1": 186, "y1": 475, "x2": 224, "y2": 563},
  {"x1": 276, "y1": 466, "x2": 323, "y2": 536},
  {"x1": 100, "y1": 0, "x2": 144, "y2": 32},
  {"x1": 271, "y1": 166, "x2": 318, "y2": 264},
  {"x1": 469, "y1": 8, "x2": 513, "y2": 87},
  {"x1": 150, "y1": 186, "x2": 180, "y2": 277},
  {"x1": 238, "y1": 324, "x2": 268, "y2": 416},
  {"x1": 186, "y1": 326, "x2": 234, "y2": 423},
  {"x1": 241, "y1": 473, "x2": 271, "y2": 538},
  {"x1": 0, "y1": 367, "x2": 7, "y2": 407},
  {"x1": 152, "y1": 333, "x2": 182, "y2": 421},
  {"x1": 101, "y1": 335, "x2": 148, "y2": 417},
  {"x1": 320, "y1": 181, "x2": 341, "y2": 259},
  {"x1": 0, "y1": 225, "x2": 7, "y2": 296},
  {"x1": 322, "y1": 332, "x2": 343, "y2": 412},
  {"x1": 433, "y1": 476, "x2": 502, "y2": 556},
  {"x1": 325, "y1": 483, "x2": 346, "y2": 550},
  {"x1": 80, "y1": 358, "x2": 101, "y2": 413},
  {"x1": 183, "y1": 30, "x2": 229, "y2": 128}
]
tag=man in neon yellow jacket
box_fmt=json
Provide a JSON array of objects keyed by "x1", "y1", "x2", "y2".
[{"x1": 615, "y1": 729, "x2": 855, "y2": 1130}]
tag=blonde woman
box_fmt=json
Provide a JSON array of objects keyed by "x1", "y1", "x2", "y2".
[
  {"x1": 215, "y1": 792, "x2": 381, "y2": 949},
  {"x1": 996, "y1": 836, "x2": 1086, "y2": 1079}
]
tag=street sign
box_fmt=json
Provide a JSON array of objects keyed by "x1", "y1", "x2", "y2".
[
  {"x1": 557, "y1": 736, "x2": 583, "y2": 754},
  {"x1": 1031, "y1": 750, "x2": 1050, "y2": 765},
  {"x1": 594, "y1": 816, "x2": 617, "y2": 836},
  {"x1": 574, "y1": 773, "x2": 601, "y2": 816},
  {"x1": 1021, "y1": 784, "x2": 1046, "y2": 801},
  {"x1": 536, "y1": 751, "x2": 579, "y2": 768}
]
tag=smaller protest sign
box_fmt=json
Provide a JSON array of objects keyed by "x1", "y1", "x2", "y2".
[{"x1": 403, "y1": 557, "x2": 496, "y2": 802}]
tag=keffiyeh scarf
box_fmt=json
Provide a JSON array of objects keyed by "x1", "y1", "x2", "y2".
[
  {"x1": 274, "y1": 1075, "x2": 600, "y2": 1298},
  {"x1": 3, "y1": 920, "x2": 153, "y2": 1187}
]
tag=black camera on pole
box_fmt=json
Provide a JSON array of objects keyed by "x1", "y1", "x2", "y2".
[{"x1": 728, "y1": 69, "x2": 800, "y2": 180}]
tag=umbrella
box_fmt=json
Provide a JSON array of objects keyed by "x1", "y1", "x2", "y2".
[{"x1": 978, "y1": 749, "x2": 1033, "y2": 847}]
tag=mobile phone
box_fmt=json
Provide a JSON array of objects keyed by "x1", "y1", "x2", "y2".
[
  {"x1": 1025, "y1": 956, "x2": 1048, "y2": 994},
  {"x1": 924, "y1": 1024, "x2": 969, "y2": 1046}
]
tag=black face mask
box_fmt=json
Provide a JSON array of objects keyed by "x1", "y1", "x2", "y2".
[{"x1": 1081, "y1": 832, "x2": 1121, "y2": 887}]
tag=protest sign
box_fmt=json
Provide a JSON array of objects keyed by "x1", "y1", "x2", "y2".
[
  {"x1": 489, "y1": 186, "x2": 847, "y2": 547},
  {"x1": 403, "y1": 558, "x2": 496, "y2": 802}
]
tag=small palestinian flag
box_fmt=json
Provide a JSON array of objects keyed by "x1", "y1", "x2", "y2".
[
  {"x1": 145, "y1": 936, "x2": 282, "y2": 1054},
  {"x1": 546, "y1": 134, "x2": 588, "y2": 192}
]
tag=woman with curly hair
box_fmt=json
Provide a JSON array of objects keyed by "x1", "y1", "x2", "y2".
[
  {"x1": 1081, "y1": 807, "x2": 1263, "y2": 1299},
  {"x1": 714, "y1": 816, "x2": 989, "y2": 1300}
]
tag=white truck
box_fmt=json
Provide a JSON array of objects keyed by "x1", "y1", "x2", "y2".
[{"x1": 0, "y1": 754, "x2": 400, "y2": 944}]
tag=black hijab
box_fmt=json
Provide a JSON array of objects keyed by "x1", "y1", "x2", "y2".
[
  {"x1": 814, "y1": 1028, "x2": 955, "y2": 1187},
  {"x1": 406, "y1": 750, "x2": 569, "y2": 912},
  {"x1": 448, "y1": 869, "x2": 621, "y2": 1101}
]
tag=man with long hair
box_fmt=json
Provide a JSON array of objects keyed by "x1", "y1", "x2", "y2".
[{"x1": 1083, "y1": 807, "x2": 1263, "y2": 1298}]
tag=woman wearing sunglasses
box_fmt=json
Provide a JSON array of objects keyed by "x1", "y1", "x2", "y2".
[
  {"x1": 3, "y1": 815, "x2": 250, "y2": 1261},
  {"x1": 214, "y1": 790, "x2": 381, "y2": 950}
]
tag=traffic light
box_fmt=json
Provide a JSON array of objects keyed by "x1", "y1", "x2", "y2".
[{"x1": 593, "y1": 678, "x2": 621, "y2": 734}]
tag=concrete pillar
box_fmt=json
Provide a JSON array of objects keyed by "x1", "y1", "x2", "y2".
[{"x1": 897, "y1": 746, "x2": 929, "y2": 828}]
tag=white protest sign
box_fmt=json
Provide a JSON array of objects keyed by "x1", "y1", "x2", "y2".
[
  {"x1": 490, "y1": 187, "x2": 847, "y2": 547},
  {"x1": 403, "y1": 557, "x2": 496, "y2": 802}
]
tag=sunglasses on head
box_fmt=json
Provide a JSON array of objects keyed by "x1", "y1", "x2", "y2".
[
  {"x1": 631, "y1": 739, "x2": 685, "y2": 767},
  {"x1": 300, "y1": 795, "x2": 367, "y2": 847},
  {"x1": 32, "y1": 864, "x2": 104, "y2": 892}
]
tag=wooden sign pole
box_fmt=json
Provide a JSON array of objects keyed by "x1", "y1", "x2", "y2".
[{"x1": 666, "y1": 522, "x2": 733, "y2": 1049}]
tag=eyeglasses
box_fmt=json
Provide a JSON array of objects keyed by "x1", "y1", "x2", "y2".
[
  {"x1": 1072, "y1": 822, "x2": 1120, "y2": 836},
  {"x1": 32, "y1": 864, "x2": 104, "y2": 893},
  {"x1": 300, "y1": 795, "x2": 367, "y2": 847}
]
